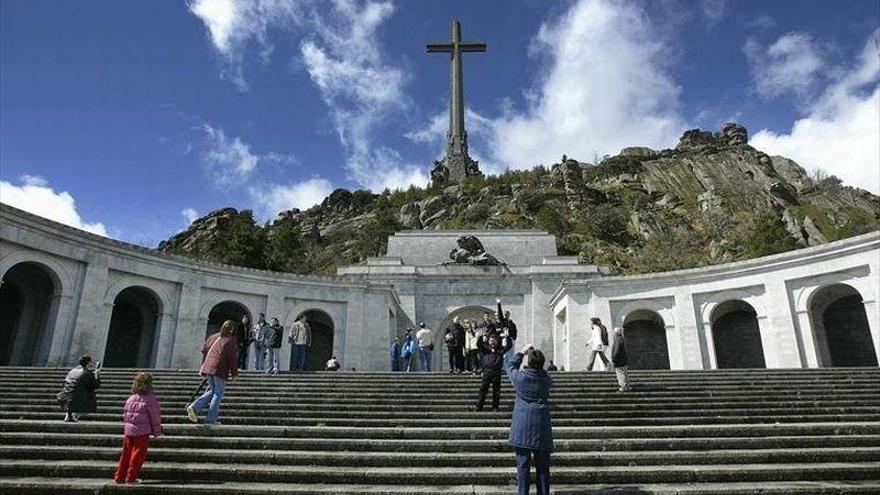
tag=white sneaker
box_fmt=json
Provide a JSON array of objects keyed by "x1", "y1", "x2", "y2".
[{"x1": 185, "y1": 404, "x2": 198, "y2": 423}]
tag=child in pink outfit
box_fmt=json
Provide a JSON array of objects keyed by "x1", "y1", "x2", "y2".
[{"x1": 114, "y1": 372, "x2": 163, "y2": 484}]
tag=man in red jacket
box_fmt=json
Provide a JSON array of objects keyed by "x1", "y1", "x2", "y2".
[{"x1": 186, "y1": 320, "x2": 238, "y2": 426}]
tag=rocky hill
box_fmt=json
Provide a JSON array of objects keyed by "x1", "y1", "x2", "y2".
[{"x1": 158, "y1": 123, "x2": 880, "y2": 275}]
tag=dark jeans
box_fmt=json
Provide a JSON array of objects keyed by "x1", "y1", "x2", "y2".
[
  {"x1": 476, "y1": 370, "x2": 501, "y2": 410},
  {"x1": 447, "y1": 347, "x2": 464, "y2": 371},
  {"x1": 391, "y1": 356, "x2": 400, "y2": 372},
  {"x1": 514, "y1": 447, "x2": 550, "y2": 495},
  {"x1": 237, "y1": 345, "x2": 248, "y2": 370}
]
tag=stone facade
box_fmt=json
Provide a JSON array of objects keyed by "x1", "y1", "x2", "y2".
[{"x1": 1, "y1": 203, "x2": 878, "y2": 371}]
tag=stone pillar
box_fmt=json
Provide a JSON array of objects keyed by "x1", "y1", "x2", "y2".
[
  {"x1": 673, "y1": 288, "x2": 704, "y2": 369},
  {"x1": 42, "y1": 293, "x2": 74, "y2": 366},
  {"x1": 154, "y1": 311, "x2": 178, "y2": 368},
  {"x1": 67, "y1": 256, "x2": 110, "y2": 366},
  {"x1": 762, "y1": 278, "x2": 802, "y2": 368},
  {"x1": 170, "y1": 280, "x2": 202, "y2": 369}
]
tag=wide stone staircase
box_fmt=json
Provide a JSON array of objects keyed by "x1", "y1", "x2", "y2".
[{"x1": 0, "y1": 367, "x2": 879, "y2": 494}]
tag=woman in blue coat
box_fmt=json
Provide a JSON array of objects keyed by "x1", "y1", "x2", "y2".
[{"x1": 505, "y1": 343, "x2": 553, "y2": 495}]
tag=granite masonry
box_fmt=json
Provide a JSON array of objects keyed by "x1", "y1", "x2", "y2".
[{"x1": 1, "y1": 203, "x2": 878, "y2": 371}]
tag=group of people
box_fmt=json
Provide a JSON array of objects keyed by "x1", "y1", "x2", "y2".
[
  {"x1": 233, "y1": 313, "x2": 312, "y2": 374},
  {"x1": 54, "y1": 310, "x2": 634, "y2": 494}
]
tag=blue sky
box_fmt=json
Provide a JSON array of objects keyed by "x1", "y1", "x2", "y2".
[{"x1": 1, "y1": 0, "x2": 878, "y2": 246}]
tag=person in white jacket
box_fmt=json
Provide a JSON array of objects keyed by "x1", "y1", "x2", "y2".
[
  {"x1": 585, "y1": 317, "x2": 612, "y2": 371},
  {"x1": 416, "y1": 322, "x2": 434, "y2": 372},
  {"x1": 252, "y1": 313, "x2": 273, "y2": 371}
]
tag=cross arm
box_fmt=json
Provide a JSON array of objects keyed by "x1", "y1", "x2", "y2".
[
  {"x1": 427, "y1": 43, "x2": 454, "y2": 53},
  {"x1": 459, "y1": 43, "x2": 487, "y2": 52}
]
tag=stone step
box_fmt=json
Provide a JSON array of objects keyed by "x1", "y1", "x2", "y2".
[
  {"x1": 5, "y1": 432, "x2": 878, "y2": 452},
  {"x1": 2, "y1": 459, "x2": 879, "y2": 485},
  {"x1": 3, "y1": 411, "x2": 878, "y2": 427},
  {"x1": 2, "y1": 420, "x2": 877, "y2": 439},
  {"x1": 3, "y1": 445, "x2": 878, "y2": 467},
  {"x1": 3, "y1": 478, "x2": 880, "y2": 495}
]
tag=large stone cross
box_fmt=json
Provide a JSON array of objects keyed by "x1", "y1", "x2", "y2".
[{"x1": 427, "y1": 20, "x2": 485, "y2": 184}]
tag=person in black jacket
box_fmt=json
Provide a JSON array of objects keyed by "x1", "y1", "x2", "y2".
[
  {"x1": 267, "y1": 317, "x2": 284, "y2": 374},
  {"x1": 496, "y1": 299, "x2": 518, "y2": 342},
  {"x1": 473, "y1": 333, "x2": 513, "y2": 411},
  {"x1": 235, "y1": 314, "x2": 252, "y2": 370},
  {"x1": 57, "y1": 355, "x2": 101, "y2": 422},
  {"x1": 611, "y1": 327, "x2": 629, "y2": 392},
  {"x1": 444, "y1": 317, "x2": 466, "y2": 373}
]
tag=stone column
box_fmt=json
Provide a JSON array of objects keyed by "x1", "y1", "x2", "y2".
[
  {"x1": 170, "y1": 280, "x2": 202, "y2": 369},
  {"x1": 154, "y1": 311, "x2": 178, "y2": 368},
  {"x1": 673, "y1": 288, "x2": 704, "y2": 369},
  {"x1": 762, "y1": 278, "x2": 802, "y2": 368},
  {"x1": 68, "y1": 255, "x2": 110, "y2": 366}
]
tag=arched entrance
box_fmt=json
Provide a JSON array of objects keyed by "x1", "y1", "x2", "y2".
[
  {"x1": 206, "y1": 301, "x2": 251, "y2": 338},
  {"x1": 0, "y1": 262, "x2": 59, "y2": 365},
  {"x1": 809, "y1": 284, "x2": 877, "y2": 367},
  {"x1": 104, "y1": 287, "x2": 161, "y2": 368},
  {"x1": 437, "y1": 306, "x2": 494, "y2": 372},
  {"x1": 623, "y1": 310, "x2": 670, "y2": 370},
  {"x1": 290, "y1": 310, "x2": 334, "y2": 371},
  {"x1": 711, "y1": 300, "x2": 765, "y2": 369}
]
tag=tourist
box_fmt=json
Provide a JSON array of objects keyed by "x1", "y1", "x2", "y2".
[
  {"x1": 113, "y1": 372, "x2": 162, "y2": 484},
  {"x1": 186, "y1": 319, "x2": 238, "y2": 426},
  {"x1": 444, "y1": 316, "x2": 466, "y2": 373},
  {"x1": 546, "y1": 361, "x2": 558, "y2": 372},
  {"x1": 464, "y1": 319, "x2": 482, "y2": 374},
  {"x1": 505, "y1": 343, "x2": 553, "y2": 495},
  {"x1": 416, "y1": 322, "x2": 434, "y2": 372},
  {"x1": 585, "y1": 317, "x2": 612, "y2": 371},
  {"x1": 57, "y1": 355, "x2": 101, "y2": 422},
  {"x1": 473, "y1": 333, "x2": 513, "y2": 411},
  {"x1": 289, "y1": 315, "x2": 312, "y2": 372},
  {"x1": 252, "y1": 313, "x2": 272, "y2": 371},
  {"x1": 402, "y1": 329, "x2": 417, "y2": 372},
  {"x1": 326, "y1": 356, "x2": 341, "y2": 371},
  {"x1": 480, "y1": 311, "x2": 497, "y2": 336},
  {"x1": 267, "y1": 317, "x2": 284, "y2": 374},
  {"x1": 611, "y1": 327, "x2": 630, "y2": 392},
  {"x1": 390, "y1": 336, "x2": 401, "y2": 372},
  {"x1": 235, "y1": 314, "x2": 252, "y2": 370}
]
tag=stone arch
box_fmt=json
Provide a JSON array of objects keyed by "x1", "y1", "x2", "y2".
[
  {"x1": 710, "y1": 299, "x2": 766, "y2": 369},
  {"x1": 435, "y1": 305, "x2": 494, "y2": 372},
  {"x1": 205, "y1": 300, "x2": 252, "y2": 338},
  {"x1": 622, "y1": 309, "x2": 670, "y2": 370},
  {"x1": 104, "y1": 286, "x2": 162, "y2": 367},
  {"x1": 290, "y1": 309, "x2": 335, "y2": 372},
  {"x1": 808, "y1": 283, "x2": 877, "y2": 367},
  {"x1": 0, "y1": 261, "x2": 63, "y2": 365}
]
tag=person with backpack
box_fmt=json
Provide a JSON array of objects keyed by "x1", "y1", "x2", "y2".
[
  {"x1": 585, "y1": 317, "x2": 612, "y2": 372},
  {"x1": 402, "y1": 329, "x2": 417, "y2": 372},
  {"x1": 57, "y1": 355, "x2": 100, "y2": 422},
  {"x1": 113, "y1": 372, "x2": 162, "y2": 484},
  {"x1": 267, "y1": 317, "x2": 284, "y2": 374},
  {"x1": 611, "y1": 327, "x2": 630, "y2": 392}
]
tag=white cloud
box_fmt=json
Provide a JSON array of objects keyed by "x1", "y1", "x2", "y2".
[
  {"x1": 190, "y1": 0, "x2": 422, "y2": 192},
  {"x1": 0, "y1": 175, "x2": 108, "y2": 236},
  {"x1": 477, "y1": 0, "x2": 685, "y2": 168},
  {"x1": 188, "y1": 0, "x2": 304, "y2": 90},
  {"x1": 181, "y1": 207, "x2": 200, "y2": 224},
  {"x1": 701, "y1": 0, "x2": 727, "y2": 23},
  {"x1": 249, "y1": 177, "x2": 334, "y2": 219},
  {"x1": 752, "y1": 30, "x2": 880, "y2": 194},
  {"x1": 744, "y1": 32, "x2": 826, "y2": 99},
  {"x1": 200, "y1": 124, "x2": 260, "y2": 185}
]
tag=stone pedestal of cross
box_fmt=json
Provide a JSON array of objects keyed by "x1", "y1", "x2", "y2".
[{"x1": 427, "y1": 20, "x2": 486, "y2": 185}]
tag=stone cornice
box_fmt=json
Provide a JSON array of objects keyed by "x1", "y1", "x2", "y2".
[{"x1": 0, "y1": 203, "x2": 379, "y2": 290}]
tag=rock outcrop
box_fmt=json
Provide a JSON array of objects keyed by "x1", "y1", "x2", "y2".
[{"x1": 159, "y1": 123, "x2": 880, "y2": 275}]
